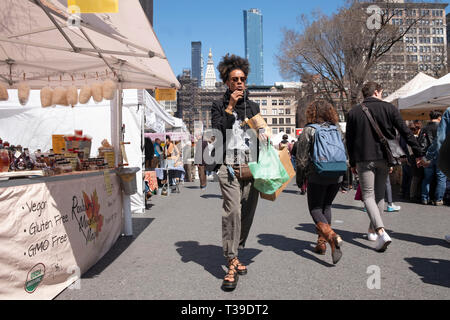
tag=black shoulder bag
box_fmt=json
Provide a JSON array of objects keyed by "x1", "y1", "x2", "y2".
[{"x1": 360, "y1": 103, "x2": 406, "y2": 167}]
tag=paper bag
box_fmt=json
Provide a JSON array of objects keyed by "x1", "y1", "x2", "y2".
[{"x1": 260, "y1": 148, "x2": 296, "y2": 201}]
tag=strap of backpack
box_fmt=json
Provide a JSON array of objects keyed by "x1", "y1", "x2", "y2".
[{"x1": 360, "y1": 103, "x2": 389, "y2": 145}]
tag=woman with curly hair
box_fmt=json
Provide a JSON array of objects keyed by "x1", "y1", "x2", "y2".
[
  {"x1": 211, "y1": 54, "x2": 266, "y2": 290},
  {"x1": 296, "y1": 100, "x2": 344, "y2": 264}
]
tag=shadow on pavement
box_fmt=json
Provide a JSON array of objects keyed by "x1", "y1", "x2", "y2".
[
  {"x1": 81, "y1": 217, "x2": 154, "y2": 278},
  {"x1": 175, "y1": 241, "x2": 262, "y2": 280},
  {"x1": 200, "y1": 194, "x2": 223, "y2": 199},
  {"x1": 257, "y1": 233, "x2": 334, "y2": 267},
  {"x1": 388, "y1": 231, "x2": 448, "y2": 247},
  {"x1": 332, "y1": 203, "x2": 364, "y2": 211},
  {"x1": 295, "y1": 223, "x2": 373, "y2": 250},
  {"x1": 405, "y1": 257, "x2": 450, "y2": 288}
]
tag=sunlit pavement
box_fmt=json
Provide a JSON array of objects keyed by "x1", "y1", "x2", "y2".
[{"x1": 56, "y1": 179, "x2": 450, "y2": 300}]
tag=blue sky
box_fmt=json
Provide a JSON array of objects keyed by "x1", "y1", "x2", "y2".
[{"x1": 153, "y1": 0, "x2": 346, "y2": 86}]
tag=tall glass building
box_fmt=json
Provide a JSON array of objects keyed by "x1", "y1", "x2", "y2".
[
  {"x1": 244, "y1": 8, "x2": 264, "y2": 85},
  {"x1": 191, "y1": 41, "x2": 203, "y2": 87}
]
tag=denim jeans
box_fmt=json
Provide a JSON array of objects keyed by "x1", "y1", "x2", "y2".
[{"x1": 421, "y1": 159, "x2": 447, "y2": 202}]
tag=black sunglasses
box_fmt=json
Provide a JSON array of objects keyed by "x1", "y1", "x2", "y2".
[{"x1": 230, "y1": 76, "x2": 247, "y2": 82}]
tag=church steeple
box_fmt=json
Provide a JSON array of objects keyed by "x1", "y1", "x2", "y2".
[{"x1": 203, "y1": 48, "x2": 217, "y2": 89}]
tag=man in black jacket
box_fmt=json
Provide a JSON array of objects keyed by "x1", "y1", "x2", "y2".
[
  {"x1": 211, "y1": 54, "x2": 264, "y2": 291},
  {"x1": 419, "y1": 110, "x2": 445, "y2": 205},
  {"x1": 346, "y1": 82, "x2": 423, "y2": 253}
]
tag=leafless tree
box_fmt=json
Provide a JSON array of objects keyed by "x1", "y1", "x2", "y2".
[{"x1": 277, "y1": 0, "x2": 433, "y2": 116}]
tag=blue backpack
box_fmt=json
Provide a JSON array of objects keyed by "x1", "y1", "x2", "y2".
[{"x1": 306, "y1": 123, "x2": 347, "y2": 177}]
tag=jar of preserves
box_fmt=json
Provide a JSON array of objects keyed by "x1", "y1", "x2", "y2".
[{"x1": 0, "y1": 149, "x2": 10, "y2": 172}]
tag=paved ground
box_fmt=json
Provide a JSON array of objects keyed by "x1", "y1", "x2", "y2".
[{"x1": 56, "y1": 178, "x2": 450, "y2": 300}]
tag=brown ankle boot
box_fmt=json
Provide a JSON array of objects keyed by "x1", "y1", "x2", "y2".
[
  {"x1": 314, "y1": 229, "x2": 327, "y2": 255},
  {"x1": 316, "y1": 222, "x2": 343, "y2": 264}
]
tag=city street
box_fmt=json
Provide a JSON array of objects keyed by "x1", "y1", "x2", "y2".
[{"x1": 56, "y1": 179, "x2": 450, "y2": 300}]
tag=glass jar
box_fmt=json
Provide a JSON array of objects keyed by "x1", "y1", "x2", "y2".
[{"x1": 0, "y1": 149, "x2": 10, "y2": 173}]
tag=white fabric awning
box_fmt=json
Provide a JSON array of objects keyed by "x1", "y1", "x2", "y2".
[
  {"x1": 0, "y1": 0, "x2": 179, "y2": 90},
  {"x1": 384, "y1": 72, "x2": 435, "y2": 104},
  {"x1": 398, "y1": 73, "x2": 450, "y2": 110}
]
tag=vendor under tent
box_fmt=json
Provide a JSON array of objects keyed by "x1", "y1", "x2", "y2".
[
  {"x1": 0, "y1": 88, "x2": 148, "y2": 215},
  {"x1": 397, "y1": 73, "x2": 450, "y2": 120},
  {"x1": 0, "y1": 0, "x2": 179, "y2": 300}
]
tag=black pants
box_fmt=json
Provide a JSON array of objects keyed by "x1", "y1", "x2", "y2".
[{"x1": 307, "y1": 182, "x2": 340, "y2": 225}]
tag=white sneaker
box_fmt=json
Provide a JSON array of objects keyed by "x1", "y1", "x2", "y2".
[
  {"x1": 375, "y1": 231, "x2": 392, "y2": 252},
  {"x1": 367, "y1": 232, "x2": 378, "y2": 241},
  {"x1": 387, "y1": 204, "x2": 401, "y2": 212},
  {"x1": 445, "y1": 235, "x2": 450, "y2": 243}
]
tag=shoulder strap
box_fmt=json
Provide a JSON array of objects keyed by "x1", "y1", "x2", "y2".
[{"x1": 360, "y1": 103, "x2": 388, "y2": 144}]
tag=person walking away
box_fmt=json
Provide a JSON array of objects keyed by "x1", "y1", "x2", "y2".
[
  {"x1": 399, "y1": 123, "x2": 415, "y2": 200},
  {"x1": 278, "y1": 134, "x2": 290, "y2": 152},
  {"x1": 289, "y1": 139, "x2": 296, "y2": 169},
  {"x1": 153, "y1": 138, "x2": 163, "y2": 168},
  {"x1": 194, "y1": 135, "x2": 208, "y2": 190},
  {"x1": 409, "y1": 121, "x2": 424, "y2": 202},
  {"x1": 144, "y1": 137, "x2": 154, "y2": 170},
  {"x1": 419, "y1": 107, "x2": 450, "y2": 242},
  {"x1": 385, "y1": 173, "x2": 401, "y2": 212},
  {"x1": 419, "y1": 111, "x2": 445, "y2": 205},
  {"x1": 346, "y1": 82, "x2": 423, "y2": 252},
  {"x1": 297, "y1": 100, "x2": 346, "y2": 264},
  {"x1": 211, "y1": 54, "x2": 266, "y2": 290}
]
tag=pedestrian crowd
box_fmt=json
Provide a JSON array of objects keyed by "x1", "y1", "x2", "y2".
[{"x1": 208, "y1": 53, "x2": 450, "y2": 292}]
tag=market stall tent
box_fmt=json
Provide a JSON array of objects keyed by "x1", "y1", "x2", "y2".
[
  {"x1": 384, "y1": 72, "x2": 436, "y2": 106},
  {"x1": 0, "y1": 89, "x2": 147, "y2": 213},
  {"x1": 398, "y1": 73, "x2": 450, "y2": 120}
]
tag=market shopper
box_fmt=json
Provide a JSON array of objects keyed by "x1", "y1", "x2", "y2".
[
  {"x1": 296, "y1": 100, "x2": 345, "y2": 264},
  {"x1": 211, "y1": 53, "x2": 264, "y2": 291},
  {"x1": 346, "y1": 82, "x2": 423, "y2": 252},
  {"x1": 419, "y1": 107, "x2": 450, "y2": 242},
  {"x1": 419, "y1": 110, "x2": 445, "y2": 205}
]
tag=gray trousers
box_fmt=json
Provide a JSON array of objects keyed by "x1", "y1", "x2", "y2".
[
  {"x1": 357, "y1": 160, "x2": 389, "y2": 231},
  {"x1": 218, "y1": 165, "x2": 259, "y2": 260}
]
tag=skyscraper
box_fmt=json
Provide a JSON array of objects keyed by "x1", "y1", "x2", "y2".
[
  {"x1": 244, "y1": 8, "x2": 264, "y2": 85},
  {"x1": 191, "y1": 41, "x2": 203, "y2": 87}
]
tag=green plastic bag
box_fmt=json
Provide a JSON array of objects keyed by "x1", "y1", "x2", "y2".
[{"x1": 248, "y1": 140, "x2": 290, "y2": 194}]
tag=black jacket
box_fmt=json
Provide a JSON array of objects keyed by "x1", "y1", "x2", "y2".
[
  {"x1": 418, "y1": 122, "x2": 439, "y2": 153},
  {"x1": 346, "y1": 97, "x2": 423, "y2": 167},
  {"x1": 211, "y1": 89, "x2": 260, "y2": 167}
]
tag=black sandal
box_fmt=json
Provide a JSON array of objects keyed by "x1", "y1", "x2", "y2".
[
  {"x1": 222, "y1": 263, "x2": 238, "y2": 290},
  {"x1": 230, "y1": 257, "x2": 247, "y2": 275}
]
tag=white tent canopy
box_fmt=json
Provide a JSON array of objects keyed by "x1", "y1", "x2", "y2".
[
  {"x1": 398, "y1": 73, "x2": 450, "y2": 110},
  {"x1": 143, "y1": 92, "x2": 186, "y2": 133},
  {"x1": 385, "y1": 72, "x2": 435, "y2": 104},
  {"x1": 0, "y1": 88, "x2": 151, "y2": 213},
  {"x1": 397, "y1": 73, "x2": 450, "y2": 120},
  {"x1": 0, "y1": 0, "x2": 179, "y2": 90}
]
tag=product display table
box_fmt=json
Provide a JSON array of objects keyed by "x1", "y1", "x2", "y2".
[{"x1": 0, "y1": 170, "x2": 123, "y2": 299}]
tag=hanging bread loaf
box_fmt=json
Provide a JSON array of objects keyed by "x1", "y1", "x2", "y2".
[
  {"x1": 67, "y1": 86, "x2": 78, "y2": 106},
  {"x1": 91, "y1": 82, "x2": 103, "y2": 103},
  {"x1": 52, "y1": 86, "x2": 69, "y2": 106},
  {"x1": 0, "y1": 83, "x2": 8, "y2": 101},
  {"x1": 40, "y1": 86, "x2": 53, "y2": 107},
  {"x1": 18, "y1": 82, "x2": 30, "y2": 106},
  {"x1": 102, "y1": 79, "x2": 117, "y2": 100},
  {"x1": 79, "y1": 84, "x2": 91, "y2": 104}
]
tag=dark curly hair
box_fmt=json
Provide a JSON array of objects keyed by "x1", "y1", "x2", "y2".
[
  {"x1": 217, "y1": 54, "x2": 250, "y2": 83},
  {"x1": 306, "y1": 100, "x2": 339, "y2": 125}
]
